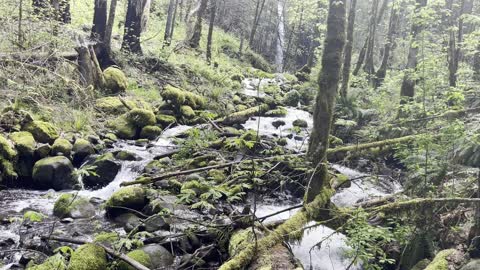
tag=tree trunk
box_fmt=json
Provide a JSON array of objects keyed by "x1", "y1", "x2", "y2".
[
  {"x1": 275, "y1": 0, "x2": 286, "y2": 73},
  {"x1": 249, "y1": 0, "x2": 267, "y2": 48},
  {"x1": 206, "y1": 0, "x2": 217, "y2": 64},
  {"x1": 448, "y1": 0, "x2": 468, "y2": 87},
  {"x1": 340, "y1": 0, "x2": 357, "y2": 98},
  {"x1": 170, "y1": 0, "x2": 179, "y2": 39},
  {"x1": 353, "y1": 38, "x2": 368, "y2": 75},
  {"x1": 188, "y1": 0, "x2": 208, "y2": 48},
  {"x1": 91, "y1": 0, "x2": 108, "y2": 41},
  {"x1": 375, "y1": 0, "x2": 399, "y2": 87},
  {"x1": 122, "y1": 0, "x2": 149, "y2": 54},
  {"x1": 164, "y1": 0, "x2": 176, "y2": 46},
  {"x1": 306, "y1": 0, "x2": 346, "y2": 203},
  {"x1": 399, "y1": 0, "x2": 427, "y2": 101},
  {"x1": 104, "y1": 0, "x2": 118, "y2": 55},
  {"x1": 363, "y1": 0, "x2": 380, "y2": 75}
]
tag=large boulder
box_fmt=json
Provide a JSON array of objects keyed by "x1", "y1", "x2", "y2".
[
  {"x1": 51, "y1": 138, "x2": 73, "y2": 157},
  {"x1": 112, "y1": 115, "x2": 137, "y2": 140},
  {"x1": 23, "y1": 121, "x2": 59, "y2": 144},
  {"x1": 140, "y1": 125, "x2": 162, "y2": 140},
  {"x1": 72, "y1": 139, "x2": 95, "y2": 166},
  {"x1": 53, "y1": 193, "x2": 96, "y2": 219},
  {"x1": 105, "y1": 186, "x2": 147, "y2": 217},
  {"x1": 32, "y1": 156, "x2": 79, "y2": 191},
  {"x1": 103, "y1": 67, "x2": 128, "y2": 94},
  {"x1": 67, "y1": 244, "x2": 108, "y2": 270},
  {"x1": 83, "y1": 153, "x2": 121, "y2": 189},
  {"x1": 10, "y1": 131, "x2": 35, "y2": 156}
]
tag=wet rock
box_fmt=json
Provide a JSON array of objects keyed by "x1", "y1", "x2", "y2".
[
  {"x1": 83, "y1": 153, "x2": 121, "y2": 189},
  {"x1": 32, "y1": 156, "x2": 79, "y2": 191},
  {"x1": 103, "y1": 67, "x2": 128, "y2": 94},
  {"x1": 72, "y1": 139, "x2": 95, "y2": 166},
  {"x1": 67, "y1": 243, "x2": 108, "y2": 270},
  {"x1": 277, "y1": 138, "x2": 288, "y2": 146},
  {"x1": 144, "y1": 214, "x2": 169, "y2": 232},
  {"x1": 272, "y1": 120, "x2": 286, "y2": 129},
  {"x1": 461, "y1": 260, "x2": 480, "y2": 270},
  {"x1": 118, "y1": 249, "x2": 152, "y2": 270},
  {"x1": 115, "y1": 150, "x2": 140, "y2": 161},
  {"x1": 111, "y1": 115, "x2": 137, "y2": 140},
  {"x1": 265, "y1": 107, "x2": 287, "y2": 117},
  {"x1": 292, "y1": 119, "x2": 308, "y2": 128},
  {"x1": 51, "y1": 138, "x2": 73, "y2": 157},
  {"x1": 140, "y1": 125, "x2": 162, "y2": 140},
  {"x1": 23, "y1": 121, "x2": 59, "y2": 144},
  {"x1": 53, "y1": 193, "x2": 96, "y2": 219},
  {"x1": 35, "y1": 144, "x2": 51, "y2": 159},
  {"x1": 105, "y1": 186, "x2": 147, "y2": 217},
  {"x1": 114, "y1": 213, "x2": 142, "y2": 232},
  {"x1": 126, "y1": 109, "x2": 156, "y2": 128},
  {"x1": 118, "y1": 245, "x2": 174, "y2": 270},
  {"x1": 23, "y1": 211, "x2": 45, "y2": 222}
]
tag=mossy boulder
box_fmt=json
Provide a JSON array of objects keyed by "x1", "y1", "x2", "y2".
[
  {"x1": 32, "y1": 156, "x2": 79, "y2": 191},
  {"x1": 72, "y1": 139, "x2": 95, "y2": 165},
  {"x1": 140, "y1": 126, "x2": 162, "y2": 140},
  {"x1": 83, "y1": 153, "x2": 121, "y2": 189},
  {"x1": 0, "y1": 135, "x2": 17, "y2": 160},
  {"x1": 95, "y1": 97, "x2": 132, "y2": 115},
  {"x1": 103, "y1": 67, "x2": 128, "y2": 94},
  {"x1": 23, "y1": 210, "x2": 45, "y2": 222},
  {"x1": 11, "y1": 131, "x2": 35, "y2": 156},
  {"x1": 292, "y1": 119, "x2": 308, "y2": 128},
  {"x1": 23, "y1": 121, "x2": 59, "y2": 144},
  {"x1": 283, "y1": 90, "x2": 301, "y2": 106},
  {"x1": 184, "y1": 91, "x2": 206, "y2": 109},
  {"x1": 265, "y1": 107, "x2": 288, "y2": 117},
  {"x1": 51, "y1": 138, "x2": 73, "y2": 157},
  {"x1": 162, "y1": 85, "x2": 186, "y2": 106},
  {"x1": 424, "y1": 249, "x2": 455, "y2": 270},
  {"x1": 28, "y1": 254, "x2": 67, "y2": 270},
  {"x1": 105, "y1": 186, "x2": 147, "y2": 217},
  {"x1": 126, "y1": 109, "x2": 156, "y2": 128},
  {"x1": 117, "y1": 245, "x2": 173, "y2": 270},
  {"x1": 156, "y1": 114, "x2": 177, "y2": 127},
  {"x1": 67, "y1": 244, "x2": 108, "y2": 270},
  {"x1": 115, "y1": 151, "x2": 140, "y2": 161},
  {"x1": 180, "y1": 105, "x2": 195, "y2": 119},
  {"x1": 53, "y1": 193, "x2": 96, "y2": 218},
  {"x1": 222, "y1": 104, "x2": 269, "y2": 125},
  {"x1": 112, "y1": 115, "x2": 137, "y2": 140},
  {"x1": 35, "y1": 144, "x2": 51, "y2": 160}
]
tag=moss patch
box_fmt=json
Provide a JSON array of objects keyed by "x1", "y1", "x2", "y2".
[
  {"x1": 103, "y1": 67, "x2": 128, "y2": 94},
  {"x1": 23, "y1": 210, "x2": 45, "y2": 222},
  {"x1": 126, "y1": 109, "x2": 156, "y2": 128},
  {"x1": 424, "y1": 249, "x2": 455, "y2": 270},
  {"x1": 51, "y1": 138, "x2": 73, "y2": 156},
  {"x1": 67, "y1": 244, "x2": 107, "y2": 270},
  {"x1": 117, "y1": 249, "x2": 152, "y2": 270},
  {"x1": 10, "y1": 131, "x2": 35, "y2": 155},
  {"x1": 23, "y1": 121, "x2": 59, "y2": 143},
  {"x1": 140, "y1": 125, "x2": 162, "y2": 140}
]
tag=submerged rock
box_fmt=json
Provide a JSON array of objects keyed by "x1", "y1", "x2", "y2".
[
  {"x1": 23, "y1": 121, "x2": 59, "y2": 143},
  {"x1": 83, "y1": 153, "x2": 121, "y2": 189},
  {"x1": 32, "y1": 156, "x2": 79, "y2": 191},
  {"x1": 67, "y1": 243, "x2": 108, "y2": 270},
  {"x1": 53, "y1": 193, "x2": 96, "y2": 219}
]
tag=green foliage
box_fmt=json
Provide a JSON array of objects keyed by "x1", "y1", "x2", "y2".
[{"x1": 23, "y1": 210, "x2": 45, "y2": 222}]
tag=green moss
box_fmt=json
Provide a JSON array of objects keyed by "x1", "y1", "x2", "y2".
[
  {"x1": 105, "y1": 186, "x2": 147, "y2": 213},
  {"x1": 28, "y1": 254, "x2": 67, "y2": 270},
  {"x1": 180, "y1": 105, "x2": 195, "y2": 118},
  {"x1": 229, "y1": 229, "x2": 262, "y2": 257},
  {"x1": 162, "y1": 85, "x2": 186, "y2": 106},
  {"x1": 126, "y1": 109, "x2": 156, "y2": 128},
  {"x1": 181, "y1": 180, "x2": 210, "y2": 195},
  {"x1": 111, "y1": 115, "x2": 137, "y2": 140},
  {"x1": 117, "y1": 249, "x2": 152, "y2": 270},
  {"x1": 10, "y1": 131, "x2": 35, "y2": 155},
  {"x1": 1, "y1": 159, "x2": 18, "y2": 180},
  {"x1": 156, "y1": 114, "x2": 177, "y2": 127},
  {"x1": 0, "y1": 135, "x2": 17, "y2": 159},
  {"x1": 51, "y1": 138, "x2": 73, "y2": 156},
  {"x1": 53, "y1": 193, "x2": 90, "y2": 218},
  {"x1": 222, "y1": 104, "x2": 269, "y2": 125},
  {"x1": 104, "y1": 133, "x2": 118, "y2": 141},
  {"x1": 265, "y1": 107, "x2": 287, "y2": 117},
  {"x1": 95, "y1": 97, "x2": 133, "y2": 115},
  {"x1": 140, "y1": 125, "x2": 162, "y2": 140},
  {"x1": 67, "y1": 244, "x2": 108, "y2": 270},
  {"x1": 103, "y1": 67, "x2": 128, "y2": 94},
  {"x1": 283, "y1": 90, "x2": 301, "y2": 106},
  {"x1": 94, "y1": 232, "x2": 119, "y2": 244},
  {"x1": 23, "y1": 121, "x2": 59, "y2": 143},
  {"x1": 424, "y1": 249, "x2": 455, "y2": 270},
  {"x1": 23, "y1": 210, "x2": 45, "y2": 222},
  {"x1": 184, "y1": 91, "x2": 206, "y2": 109},
  {"x1": 292, "y1": 119, "x2": 308, "y2": 128},
  {"x1": 207, "y1": 169, "x2": 226, "y2": 183}
]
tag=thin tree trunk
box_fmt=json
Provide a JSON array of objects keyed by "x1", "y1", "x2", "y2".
[
  {"x1": 170, "y1": 0, "x2": 179, "y2": 39},
  {"x1": 164, "y1": 0, "x2": 176, "y2": 46},
  {"x1": 363, "y1": 0, "x2": 380, "y2": 75},
  {"x1": 122, "y1": 0, "x2": 149, "y2": 54},
  {"x1": 353, "y1": 38, "x2": 368, "y2": 75},
  {"x1": 400, "y1": 0, "x2": 428, "y2": 102},
  {"x1": 104, "y1": 0, "x2": 118, "y2": 55},
  {"x1": 91, "y1": 0, "x2": 108, "y2": 41},
  {"x1": 188, "y1": 0, "x2": 208, "y2": 48},
  {"x1": 306, "y1": 0, "x2": 347, "y2": 203},
  {"x1": 375, "y1": 0, "x2": 398, "y2": 87},
  {"x1": 249, "y1": 0, "x2": 267, "y2": 48},
  {"x1": 206, "y1": 0, "x2": 217, "y2": 64},
  {"x1": 449, "y1": 0, "x2": 468, "y2": 87},
  {"x1": 340, "y1": 0, "x2": 357, "y2": 98},
  {"x1": 275, "y1": 0, "x2": 286, "y2": 72}
]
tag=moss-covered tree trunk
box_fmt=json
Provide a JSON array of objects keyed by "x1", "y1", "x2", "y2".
[
  {"x1": 206, "y1": 0, "x2": 217, "y2": 64},
  {"x1": 306, "y1": 0, "x2": 347, "y2": 203},
  {"x1": 400, "y1": 0, "x2": 427, "y2": 101},
  {"x1": 340, "y1": 0, "x2": 357, "y2": 98},
  {"x1": 122, "y1": 0, "x2": 149, "y2": 54},
  {"x1": 375, "y1": 0, "x2": 398, "y2": 87}
]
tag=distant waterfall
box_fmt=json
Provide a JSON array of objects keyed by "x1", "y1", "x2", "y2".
[{"x1": 275, "y1": 0, "x2": 286, "y2": 73}]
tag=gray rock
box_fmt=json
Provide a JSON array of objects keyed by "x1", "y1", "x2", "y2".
[
  {"x1": 141, "y1": 244, "x2": 174, "y2": 268},
  {"x1": 32, "y1": 156, "x2": 80, "y2": 191},
  {"x1": 114, "y1": 213, "x2": 142, "y2": 233},
  {"x1": 144, "y1": 214, "x2": 169, "y2": 232},
  {"x1": 83, "y1": 153, "x2": 121, "y2": 189}
]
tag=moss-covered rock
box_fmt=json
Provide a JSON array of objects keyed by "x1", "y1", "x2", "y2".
[
  {"x1": 35, "y1": 144, "x2": 51, "y2": 160},
  {"x1": 23, "y1": 121, "x2": 59, "y2": 144},
  {"x1": 180, "y1": 105, "x2": 195, "y2": 119},
  {"x1": 162, "y1": 85, "x2": 186, "y2": 106},
  {"x1": 184, "y1": 91, "x2": 206, "y2": 109},
  {"x1": 83, "y1": 153, "x2": 121, "y2": 189},
  {"x1": 222, "y1": 104, "x2": 269, "y2": 125},
  {"x1": 32, "y1": 156, "x2": 79, "y2": 191},
  {"x1": 156, "y1": 114, "x2": 177, "y2": 127},
  {"x1": 117, "y1": 249, "x2": 152, "y2": 270},
  {"x1": 292, "y1": 119, "x2": 308, "y2": 128},
  {"x1": 28, "y1": 254, "x2": 67, "y2": 270},
  {"x1": 67, "y1": 244, "x2": 107, "y2": 270},
  {"x1": 140, "y1": 125, "x2": 162, "y2": 140},
  {"x1": 105, "y1": 186, "x2": 147, "y2": 217},
  {"x1": 126, "y1": 109, "x2": 156, "y2": 128},
  {"x1": 11, "y1": 131, "x2": 35, "y2": 156},
  {"x1": 0, "y1": 135, "x2": 17, "y2": 160},
  {"x1": 283, "y1": 90, "x2": 301, "y2": 106},
  {"x1": 112, "y1": 115, "x2": 137, "y2": 140},
  {"x1": 53, "y1": 193, "x2": 96, "y2": 218},
  {"x1": 424, "y1": 249, "x2": 455, "y2": 270},
  {"x1": 72, "y1": 139, "x2": 95, "y2": 165},
  {"x1": 23, "y1": 210, "x2": 45, "y2": 222},
  {"x1": 103, "y1": 67, "x2": 128, "y2": 94},
  {"x1": 51, "y1": 138, "x2": 73, "y2": 157},
  {"x1": 95, "y1": 97, "x2": 132, "y2": 115},
  {"x1": 115, "y1": 151, "x2": 140, "y2": 161},
  {"x1": 265, "y1": 107, "x2": 287, "y2": 117}
]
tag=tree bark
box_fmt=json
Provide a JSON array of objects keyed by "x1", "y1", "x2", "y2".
[
  {"x1": 340, "y1": 0, "x2": 357, "y2": 98},
  {"x1": 448, "y1": 0, "x2": 469, "y2": 87},
  {"x1": 400, "y1": 0, "x2": 428, "y2": 101},
  {"x1": 206, "y1": 0, "x2": 217, "y2": 64},
  {"x1": 275, "y1": 0, "x2": 286, "y2": 72},
  {"x1": 375, "y1": 0, "x2": 399, "y2": 87},
  {"x1": 363, "y1": 0, "x2": 380, "y2": 75},
  {"x1": 188, "y1": 0, "x2": 208, "y2": 48},
  {"x1": 122, "y1": 0, "x2": 150, "y2": 54},
  {"x1": 91, "y1": 0, "x2": 108, "y2": 41},
  {"x1": 170, "y1": 0, "x2": 179, "y2": 40},
  {"x1": 164, "y1": 0, "x2": 176, "y2": 46},
  {"x1": 249, "y1": 0, "x2": 267, "y2": 49},
  {"x1": 104, "y1": 0, "x2": 118, "y2": 55},
  {"x1": 306, "y1": 0, "x2": 347, "y2": 203}
]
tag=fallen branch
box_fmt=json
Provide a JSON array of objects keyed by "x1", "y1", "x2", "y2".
[{"x1": 41, "y1": 236, "x2": 151, "y2": 270}]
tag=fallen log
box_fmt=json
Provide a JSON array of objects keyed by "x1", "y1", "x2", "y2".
[
  {"x1": 41, "y1": 236, "x2": 151, "y2": 270},
  {"x1": 0, "y1": 52, "x2": 78, "y2": 62},
  {"x1": 220, "y1": 104, "x2": 270, "y2": 125},
  {"x1": 369, "y1": 197, "x2": 480, "y2": 213}
]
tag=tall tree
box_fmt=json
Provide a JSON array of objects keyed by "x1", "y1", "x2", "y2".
[
  {"x1": 249, "y1": 0, "x2": 267, "y2": 49},
  {"x1": 122, "y1": 0, "x2": 150, "y2": 54},
  {"x1": 375, "y1": 0, "x2": 399, "y2": 87},
  {"x1": 363, "y1": 0, "x2": 380, "y2": 75},
  {"x1": 104, "y1": 0, "x2": 118, "y2": 55},
  {"x1": 340, "y1": 0, "x2": 357, "y2": 98},
  {"x1": 206, "y1": 0, "x2": 217, "y2": 64},
  {"x1": 164, "y1": 0, "x2": 177, "y2": 46},
  {"x1": 306, "y1": 0, "x2": 347, "y2": 202},
  {"x1": 400, "y1": 0, "x2": 428, "y2": 101},
  {"x1": 91, "y1": 0, "x2": 108, "y2": 41},
  {"x1": 448, "y1": 0, "x2": 470, "y2": 87},
  {"x1": 275, "y1": 0, "x2": 286, "y2": 72},
  {"x1": 188, "y1": 0, "x2": 209, "y2": 48}
]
